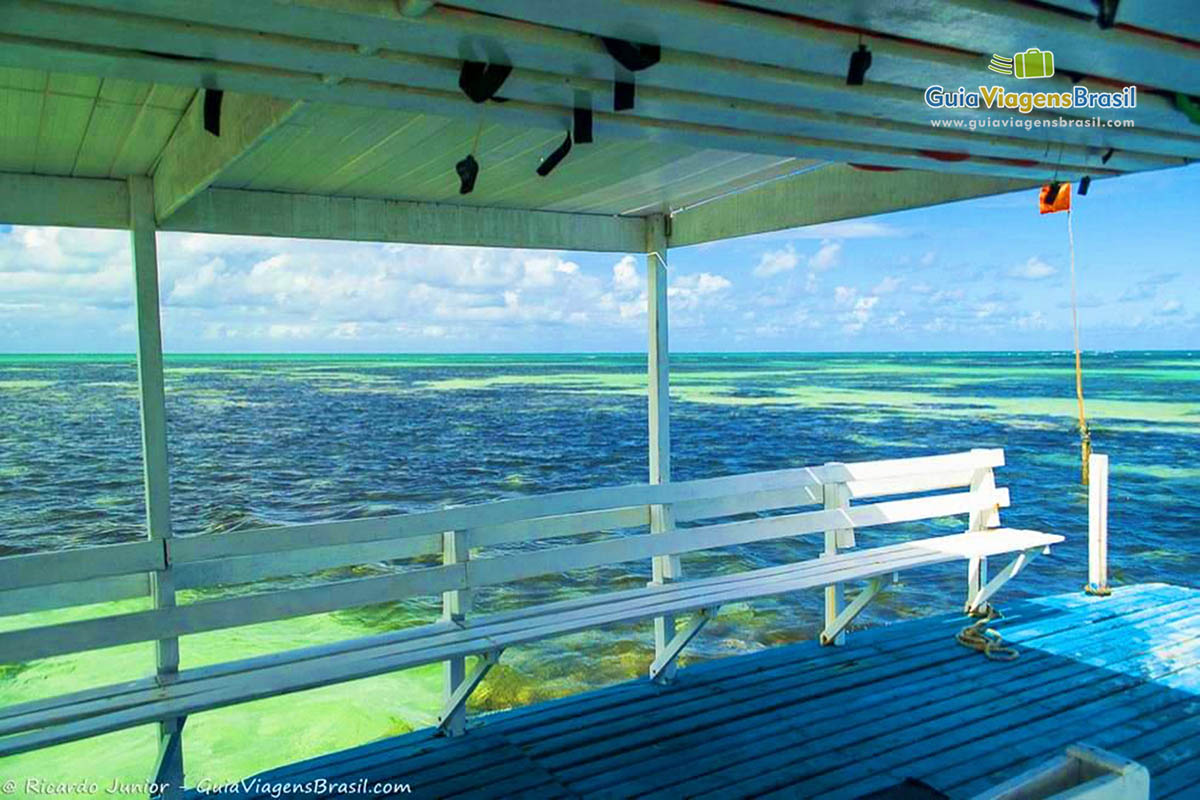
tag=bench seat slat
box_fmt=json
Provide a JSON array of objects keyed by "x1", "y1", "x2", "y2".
[{"x1": 0, "y1": 528, "x2": 1060, "y2": 757}]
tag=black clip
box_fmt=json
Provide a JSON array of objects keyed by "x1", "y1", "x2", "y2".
[
  {"x1": 456, "y1": 154, "x2": 479, "y2": 194},
  {"x1": 536, "y1": 133, "x2": 572, "y2": 177},
  {"x1": 458, "y1": 61, "x2": 513, "y2": 103},
  {"x1": 203, "y1": 89, "x2": 224, "y2": 137},
  {"x1": 1093, "y1": 0, "x2": 1119, "y2": 29},
  {"x1": 847, "y1": 44, "x2": 872, "y2": 86},
  {"x1": 1078, "y1": 176, "x2": 1092, "y2": 196}
]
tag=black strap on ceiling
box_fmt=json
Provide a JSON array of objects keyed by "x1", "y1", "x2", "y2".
[
  {"x1": 601, "y1": 37, "x2": 660, "y2": 112},
  {"x1": 458, "y1": 61, "x2": 513, "y2": 103},
  {"x1": 536, "y1": 133, "x2": 572, "y2": 176},
  {"x1": 1101, "y1": 147, "x2": 1115, "y2": 164},
  {"x1": 602, "y1": 38, "x2": 661, "y2": 72},
  {"x1": 847, "y1": 44, "x2": 872, "y2": 86},
  {"x1": 1078, "y1": 175, "x2": 1092, "y2": 195},
  {"x1": 456, "y1": 154, "x2": 479, "y2": 194},
  {"x1": 1092, "y1": 0, "x2": 1119, "y2": 29},
  {"x1": 573, "y1": 106, "x2": 593, "y2": 144},
  {"x1": 203, "y1": 89, "x2": 224, "y2": 137},
  {"x1": 1045, "y1": 181, "x2": 1064, "y2": 205}
]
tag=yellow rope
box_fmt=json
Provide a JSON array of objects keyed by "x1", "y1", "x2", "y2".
[
  {"x1": 956, "y1": 608, "x2": 1019, "y2": 662},
  {"x1": 1067, "y1": 208, "x2": 1092, "y2": 484}
]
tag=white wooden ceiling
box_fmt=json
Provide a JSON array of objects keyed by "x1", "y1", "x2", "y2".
[{"x1": 0, "y1": 0, "x2": 1196, "y2": 248}]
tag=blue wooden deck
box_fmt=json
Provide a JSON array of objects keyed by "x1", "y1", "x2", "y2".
[{"x1": 198, "y1": 583, "x2": 1200, "y2": 799}]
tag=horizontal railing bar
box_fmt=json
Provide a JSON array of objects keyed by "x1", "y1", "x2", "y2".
[
  {"x1": 468, "y1": 506, "x2": 649, "y2": 549},
  {"x1": 173, "y1": 533, "x2": 442, "y2": 591},
  {"x1": 1, "y1": 574, "x2": 152, "y2": 618},
  {"x1": 467, "y1": 489, "x2": 1010, "y2": 588},
  {"x1": 0, "y1": 540, "x2": 164, "y2": 593},
  {"x1": 0, "y1": 563, "x2": 466, "y2": 664}
]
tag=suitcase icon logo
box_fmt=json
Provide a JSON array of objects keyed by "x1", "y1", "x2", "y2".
[{"x1": 988, "y1": 48, "x2": 1055, "y2": 79}]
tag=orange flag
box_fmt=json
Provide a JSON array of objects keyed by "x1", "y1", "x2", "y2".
[{"x1": 1039, "y1": 182, "x2": 1071, "y2": 214}]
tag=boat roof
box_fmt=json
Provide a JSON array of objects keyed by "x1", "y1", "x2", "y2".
[{"x1": 1, "y1": 0, "x2": 1196, "y2": 251}]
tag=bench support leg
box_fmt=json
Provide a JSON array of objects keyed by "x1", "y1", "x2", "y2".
[
  {"x1": 650, "y1": 606, "x2": 717, "y2": 684},
  {"x1": 151, "y1": 716, "x2": 186, "y2": 800},
  {"x1": 821, "y1": 575, "x2": 894, "y2": 646},
  {"x1": 437, "y1": 649, "x2": 501, "y2": 736},
  {"x1": 967, "y1": 548, "x2": 1045, "y2": 615}
]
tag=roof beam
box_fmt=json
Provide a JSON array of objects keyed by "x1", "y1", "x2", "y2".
[
  {"x1": 0, "y1": 173, "x2": 644, "y2": 252},
  {"x1": 161, "y1": 188, "x2": 645, "y2": 252},
  {"x1": 152, "y1": 90, "x2": 302, "y2": 223},
  {"x1": 0, "y1": 173, "x2": 129, "y2": 229},
  {"x1": 668, "y1": 165, "x2": 1034, "y2": 248}
]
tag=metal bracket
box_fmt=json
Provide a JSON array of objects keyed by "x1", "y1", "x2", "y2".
[
  {"x1": 967, "y1": 547, "x2": 1045, "y2": 614},
  {"x1": 437, "y1": 649, "x2": 501, "y2": 735},
  {"x1": 649, "y1": 606, "x2": 717, "y2": 684},
  {"x1": 820, "y1": 574, "x2": 894, "y2": 646}
]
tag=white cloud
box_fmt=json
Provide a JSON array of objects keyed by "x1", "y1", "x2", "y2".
[
  {"x1": 1008, "y1": 256, "x2": 1056, "y2": 280},
  {"x1": 834, "y1": 286, "x2": 857, "y2": 306},
  {"x1": 753, "y1": 246, "x2": 799, "y2": 278},
  {"x1": 1160, "y1": 299, "x2": 1184, "y2": 316},
  {"x1": 809, "y1": 240, "x2": 842, "y2": 271},
  {"x1": 872, "y1": 276, "x2": 902, "y2": 295}
]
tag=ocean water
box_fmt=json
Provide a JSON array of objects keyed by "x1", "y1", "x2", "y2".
[{"x1": 2, "y1": 351, "x2": 1199, "y2": 791}]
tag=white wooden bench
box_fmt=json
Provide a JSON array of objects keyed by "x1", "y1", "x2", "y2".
[{"x1": 0, "y1": 448, "x2": 1061, "y2": 794}]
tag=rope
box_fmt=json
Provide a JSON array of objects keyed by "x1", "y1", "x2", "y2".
[
  {"x1": 1067, "y1": 208, "x2": 1092, "y2": 484},
  {"x1": 956, "y1": 607, "x2": 1019, "y2": 662}
]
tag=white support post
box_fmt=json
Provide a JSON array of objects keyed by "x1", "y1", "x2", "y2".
[
  {"x1": 820, "y1": 574, "x2": 893, "y2": 646},
  {"x1": 437, "y1": 649, "x2": 500, "y2": 734},
  {"x1": 1087, "y1": 453, "x2": 1111, "y2": 596},
  {"x1": 967, "y1": 547, "x2": 1046, "y2": 614},
  {"x1": 441, "y1": 528, "x2": 472, "y2": 736},
  {"x1": 646, "y1": 215, "x2": 682, "y2": 681},
  {"x1": 966, "y1": 451, "x2": 1000, "y2": 616},
  {"x1": 821, "y1": 467, "x2": 851, "y2": 646},
  {"x1": 129, "y1": 176, "x2": 183, "y2": 800},
  {"x1": 649, "y1": 606, "x2": 717, "y2": 684}
]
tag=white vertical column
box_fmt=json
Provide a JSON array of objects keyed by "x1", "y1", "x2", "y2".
[
  {"x1": 821, "y1": 467, "x2": 851, "y2": 646},
  {"x1": 441, "y1": 528, "x2": 471, "y2": 735},
  {"x1": 966, "y1": 450, "x2": 999, "y2": 615},
  {"x1": 646, "y1": 215, "x2": 681, "y2": 680},
  {"x1": 129, "y1": 176, "x2": 183, "y2": 796},
  {"x1": 1087, "y1": 453, "x2": 1111, "y2": 596}
]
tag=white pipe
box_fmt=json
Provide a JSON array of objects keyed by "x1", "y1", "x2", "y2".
[{"x1": 1087, "y1": 453, "x2": 1111, "y2": 596}]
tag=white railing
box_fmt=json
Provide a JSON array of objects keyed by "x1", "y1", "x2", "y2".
[{"x1": 1087, "y1": 452, "x2": 1111, "y2": 596}]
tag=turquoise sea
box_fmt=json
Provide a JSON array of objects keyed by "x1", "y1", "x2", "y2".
[{"x1": 2, "y1": 351, "x2": 1199, "y2": 791}]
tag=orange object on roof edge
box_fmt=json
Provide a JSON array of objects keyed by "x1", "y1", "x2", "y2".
[{"x1": 1040, "y1": 182, "x2": 1072, "y2": 214}]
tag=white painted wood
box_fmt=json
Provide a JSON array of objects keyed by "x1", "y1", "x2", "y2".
[
  {"x1": 646, "y1": 214, "x2": 681, "y2": 677},
  {"x1": 648, "y1": 607, "x2": 716, "y2": 683},
  {"x1": 0, "y1": 172, "x2": 129, "y2": 229},
  {"x1": 966, "y1": 453, "x2": 1000, "y2": 612},
  {"x1": 1088, "y1": 453, "x2": 1111, "y2": 593},
  {"x1": 437, "y1": 649, "x2": 499, "y2": 734},
  {"x1": 0, "y1": 564, "x2": 467, "y2": 663},
  {"x1": 441, "y1": 529, "x2": 471, "y2": 736},
  {"x1": 153, "y1": 89, "x2": 302, "y2": 221},
  {"x1": 0, "y1": 540, "x2": 164, "y2": 592},
  {"x1": 820, "y1": 575, "x2": 891, "y2": 646},
  {"x1": 1, "y1": 574, "x2": 151, "y2": 617},
  {"x1": 967, "y1": 547, "x2": 1044, "y2": 613},
  {"x1": 467, "y1": 507, "x2": 649, "y2": 548},
  {"x1": 129, "y1": 174, "x2": 183, "y2": 793},
  {"x1": 466, "y1": 488, "x2": 1010, "y2": 588},
  {"x1": 822, "y1": 470, "x2": 852, "y2": 646}
]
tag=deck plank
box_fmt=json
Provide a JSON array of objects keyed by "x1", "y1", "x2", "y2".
[{"x1": 189, "y1": 584, "x2": 1200, "y2": 800}]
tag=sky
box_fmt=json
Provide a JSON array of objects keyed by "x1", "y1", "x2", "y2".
[{"x1": 0, "y1": 164, "x2": 1197, "y2": 353}]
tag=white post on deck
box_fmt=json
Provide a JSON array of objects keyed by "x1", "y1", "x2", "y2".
[
  {"x1": 966, "y1": 450, "x2": 1000, "y2": 616},
  {"x1": 441, "y1": 529, "x2": 471, "y2": 735},
  {"x1": 1087, "y1": 453, "x2": 1111, "y2": 596},
  {"x1": 129, "y1": 177, "x2": 184, "y2": 797},
  {"x1": 646, "y1": 215, "x2": 681, "y2": 681}
]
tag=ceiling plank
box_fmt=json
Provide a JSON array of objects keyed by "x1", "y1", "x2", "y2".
[{"x1": 152, "y1": 89, "x2": 302, "y2": 222}]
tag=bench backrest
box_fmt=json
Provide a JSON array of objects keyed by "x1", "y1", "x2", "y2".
[{"x1": 0, "y1": 448, "x2": 1007, "y2": 665}]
